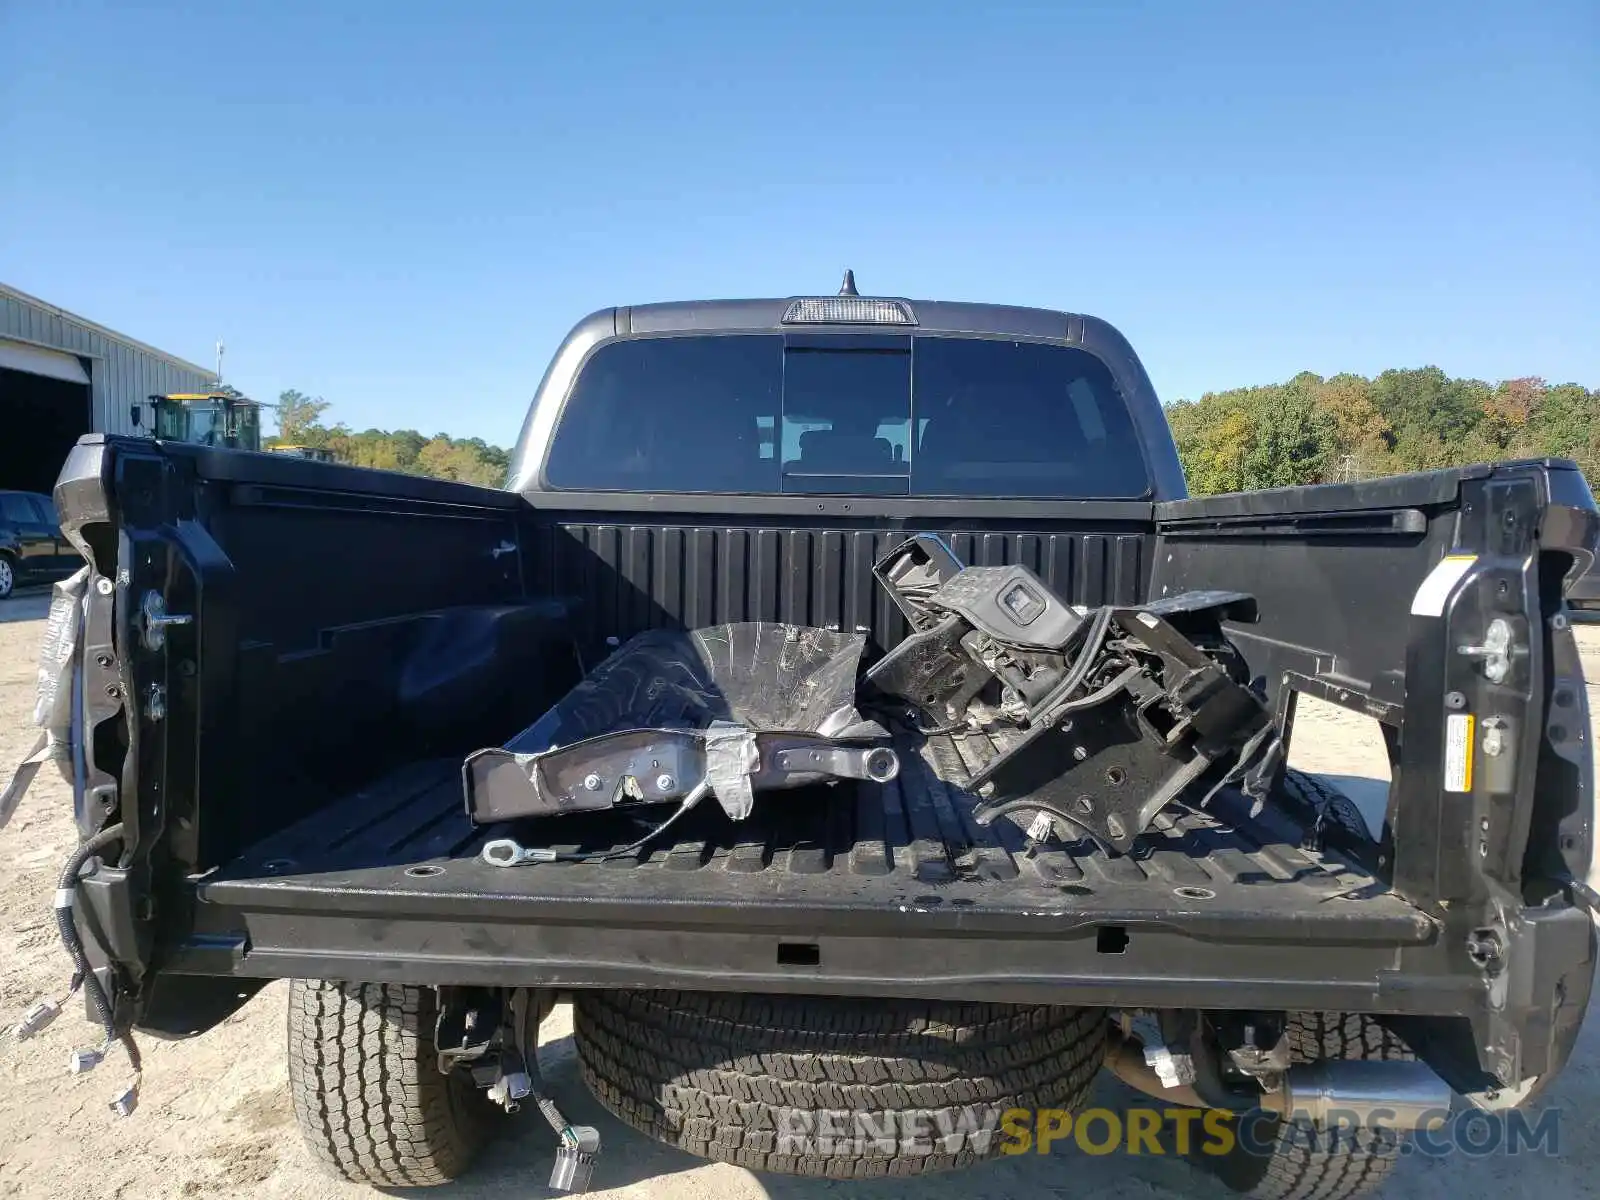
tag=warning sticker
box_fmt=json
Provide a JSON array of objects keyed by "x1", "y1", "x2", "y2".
[
  {"x1": 1444, "y1": 712, "x2": 1475, "y2": 792},
  {"x1": 1410, "y1": 554, "x2": 1477, "y2": 617}
]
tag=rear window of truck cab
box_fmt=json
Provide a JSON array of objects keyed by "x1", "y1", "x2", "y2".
[{"x1": 544, "y1": 333, "x2": 1151, "y2": 498}]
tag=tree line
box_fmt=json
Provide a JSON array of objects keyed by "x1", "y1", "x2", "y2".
[
  {"x1": 268, "y1": 369, "x2": 1600, "y2": 496},
  {"x1": 1165, "y1": 368, "x2": 1599, "y2": 495},
  {"x1": 269, "y1": 390, "x2": 511, "y2": 487}
]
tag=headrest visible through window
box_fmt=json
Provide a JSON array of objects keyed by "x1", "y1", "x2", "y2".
[{"x1": 793, "y1": 428, "x2": 895, "y2": 473}]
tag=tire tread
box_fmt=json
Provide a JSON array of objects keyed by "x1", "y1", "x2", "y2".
[
  {"x1": 574, "y1": 989, "x2": 1105, "y2": 1179},
  {"x1": 286, "y1": 979, "x2": 495, "y2": 1186}
]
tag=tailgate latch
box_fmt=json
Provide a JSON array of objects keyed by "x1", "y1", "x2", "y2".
[{"x1": 139, "y1": 590, "x2": 191, "y2": 651}]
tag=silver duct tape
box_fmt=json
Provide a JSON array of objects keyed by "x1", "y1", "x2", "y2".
[{"x1": 704, "y1": 721, "x2": 758, "y2": 821}]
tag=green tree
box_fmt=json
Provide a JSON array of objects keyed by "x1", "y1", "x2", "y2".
[
  {"x1": 262, "y1": 393, "x2": 511, "y2": 485},
  {"x1": 1164, "y1": 367, "x2": 1595, "y2": 497},
  {"x1": 1168, "y1": 395, "x2": 1252, "y2": 495},
  {"x1": 1239, "y1": 388, "x2": 1338, "y2": 489},
  {"x1": 1368, "y1": 368, "x2": 1485, "y2": 470},
  {"x1": 1529, "y1": 383, "x2": 1600, "y2": 461},
  {"x1": 276, "y1": 389, "x2": 331, "y2": 441},
  {"x1": 1315, "y1": 374, "x2": 1389, "y2": 456}
]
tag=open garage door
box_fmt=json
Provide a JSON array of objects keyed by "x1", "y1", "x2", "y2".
[{"x1": 0, "y1": 340, "x2": 93, "y2": 494}]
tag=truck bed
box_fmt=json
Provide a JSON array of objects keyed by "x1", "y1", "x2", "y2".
[
  {"x1": 187, "y1": 728, "x2": 1436, "y2": 1007},
  {"x1": 67, "y1": 353, "x2": 1597, "y2": 1089}
]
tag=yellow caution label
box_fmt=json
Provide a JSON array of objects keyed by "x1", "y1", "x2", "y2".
[{"x1": 1444, "y1": 713, "x2": 1475, "y2": 792}]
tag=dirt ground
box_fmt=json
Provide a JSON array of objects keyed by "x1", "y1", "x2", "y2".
[{"x1": 1, "y1": 588, "x2": 1597, "y2": 1199}]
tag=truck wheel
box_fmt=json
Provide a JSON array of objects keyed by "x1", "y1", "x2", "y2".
[
  {"x1": 1201, "y1": 1012, "x2": 1416, "y2": 1200},
  {"x1": 287, "y1": 979, "x2": 499, "y2": 1186},
  {"x1": 575, "y1": 989, "x2": 1105, "y2": 1178}
]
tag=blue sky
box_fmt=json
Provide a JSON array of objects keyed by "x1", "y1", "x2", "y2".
[{"x1": 3, "y1": 1, "x2": 1595, "y2": 444}]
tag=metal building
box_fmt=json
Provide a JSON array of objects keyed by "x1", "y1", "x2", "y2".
[{"x1": 1, "y1": 282, "x2": 215, "y2": 493}]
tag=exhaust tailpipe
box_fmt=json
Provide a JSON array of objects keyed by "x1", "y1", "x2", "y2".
[
  {"x1": 1264, "y1": 1060, "x2": 1453, "y2": 1129},
  {"x1": 1106, "y1": 1030, "x2": 1452, "y2": 1130}
]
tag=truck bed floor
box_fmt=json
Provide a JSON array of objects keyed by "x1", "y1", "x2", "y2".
[
  {"x1": 185, "y1": 730, "x2": 1446, "y2": 1004},
  {"x1": 203, "y1": 730, "x2": 1429, "y2": 943}
]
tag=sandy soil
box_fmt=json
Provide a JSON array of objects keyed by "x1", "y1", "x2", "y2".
[{"x1": 1, "y1": 588, "x2": 1597, "y2": 1199}]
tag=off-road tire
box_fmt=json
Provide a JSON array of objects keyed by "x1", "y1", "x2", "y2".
[
  {"x1": 287, "y1": 979, "x2": 499, "y2": 1186},
  {"x1": 574, "y1": 989, "x2": 1105, "y2": 1179},
  {"x1": 1202, "y1": 1012, "x2": 1417, "y2": 1200},
  {"x1": 1281, "y1": 769, "x2": 1379, "y2": 849}
]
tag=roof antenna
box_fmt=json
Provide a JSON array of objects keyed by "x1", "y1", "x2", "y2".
[{"x1": 838, "y1": 269, "x2": 859, "y2": 297}]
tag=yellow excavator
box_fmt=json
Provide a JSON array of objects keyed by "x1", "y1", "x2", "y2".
[{"x1": 131, "y1": 392, "x2": 265, "y2": 451}]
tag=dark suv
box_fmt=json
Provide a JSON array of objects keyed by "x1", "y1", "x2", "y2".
[{"x1": 0, "y1": 489, "x2": 77, "y2": 599}]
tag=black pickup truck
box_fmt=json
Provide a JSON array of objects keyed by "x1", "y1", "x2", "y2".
[{"x1": 16, "y1": 289, "x2": 1599, "y2": 1197}]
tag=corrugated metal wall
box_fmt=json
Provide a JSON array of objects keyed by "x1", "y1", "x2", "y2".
[
  {"x1": 530, "y1": 521, "x2": 1149, "y2": 657},
  {"x1": 0, "y1": 285, "x2": 215, "y2": 434}
]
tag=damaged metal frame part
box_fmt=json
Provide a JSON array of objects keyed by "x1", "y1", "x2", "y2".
[
  {"x1": 465, "y1": 726, "x2": 899, "y2": 824},
  {"x1": 462, "y1": 623, "x2": 900, "y2": 828},
  {"x1": 966, "y1": 599, "x2": 1275, "y2": 852},
  {"x1": 868, "y1": 535, "x2": 1277, "y2": 854}
]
